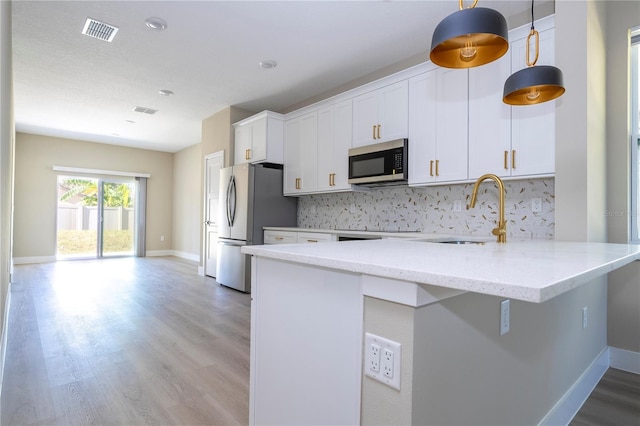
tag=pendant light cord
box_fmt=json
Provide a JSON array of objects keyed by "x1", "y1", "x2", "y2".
[{"x1": 530, "y1": 0, "x2": 535, "y2": 30}]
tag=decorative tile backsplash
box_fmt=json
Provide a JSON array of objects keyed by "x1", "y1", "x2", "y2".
[{"x1": 298, "y1": 178, "x2": 555, "y2": 239}]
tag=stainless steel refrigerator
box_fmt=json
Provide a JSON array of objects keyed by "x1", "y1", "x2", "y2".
[{"x1": 216, "y1": 163, "x2": 297, "y2": 292}]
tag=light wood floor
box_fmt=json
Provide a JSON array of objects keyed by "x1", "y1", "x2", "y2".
[
  {"x1": 1, "y1": 257, "x2": 638, "y2": 425},
  {"x1": 1, "y1": 257, "x2": 251, "y2": 425}
]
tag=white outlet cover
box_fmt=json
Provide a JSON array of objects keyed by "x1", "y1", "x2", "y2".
[{"x1": 364, "y1": 332, "x2": 401, "y2": 390}]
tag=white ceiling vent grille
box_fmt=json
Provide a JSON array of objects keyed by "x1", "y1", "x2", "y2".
[
  {"x1": 133, "y1": 106, "x2": 158, "y2": 115},
  {"x1": 82, "y1": 18, "x2": 119, "y2": 42}
]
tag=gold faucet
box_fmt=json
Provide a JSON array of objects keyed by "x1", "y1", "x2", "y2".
[{"x1": 469, "y1": 174, "x2": 507, "y2": 243}]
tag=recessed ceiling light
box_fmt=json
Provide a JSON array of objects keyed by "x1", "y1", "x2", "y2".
[
  {"x1": 145, "y1": 17, "x2": 167, "y2": 31},
  {"x1": 158, "y1": 89, "x2": 174, "y2": 96},
  {"x1": 259, "y1": 60, "x2": 277, "y2": 70}
]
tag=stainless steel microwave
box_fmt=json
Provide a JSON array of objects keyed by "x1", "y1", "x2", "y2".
[{"x1": 348, "y1": 139, "x2": 408, "y2": 186}]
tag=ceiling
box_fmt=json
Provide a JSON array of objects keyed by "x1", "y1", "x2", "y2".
[{"x1": 11, "y1": 0, "x2": 544, "y2": 153}]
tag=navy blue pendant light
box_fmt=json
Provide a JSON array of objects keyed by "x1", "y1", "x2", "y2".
[
  {"x1": 503, "y1": 0, "x2": 565, "y2": 105},
  {"x1": 430, "y1": 0, "x2": 509, "y2": 69}
]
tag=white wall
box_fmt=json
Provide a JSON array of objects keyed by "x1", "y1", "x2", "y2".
[{"x1": 0, "y1": 0, "x2": 15, "y2": 374}]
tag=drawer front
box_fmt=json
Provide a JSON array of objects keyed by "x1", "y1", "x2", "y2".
[
  {"x1": 264, "y1": 230, "x2": 298, "y2": 245},
  {"x1": 296, "y1": 232, "x2": 336, "y2": 244}
]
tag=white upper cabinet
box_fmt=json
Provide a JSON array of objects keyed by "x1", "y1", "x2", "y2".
[
  {"x1": 509, "y1": 27, "x2": 556, "y2": 177},
  {"x1": 233, "y1": 111, "x2": 284, "y2": 165},
  {"x1": 317, "y1": 100, "x2": 353, "y2": 192},
  {"x1": 409, "y1": 68, "x2": 468, "y2": 185},
  {"x1": 468, "y1": 49, "x2": 512, "y2": 179},
  {"x1": 283, "y1": 111, "x2": 318, "y2": 195},
  {"x1": 353, "y1": 80, "x2": 408, "y2": 147}
]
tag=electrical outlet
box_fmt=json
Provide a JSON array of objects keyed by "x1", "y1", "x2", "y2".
[
  {"x1": 382, "y1": 348, "x2": 394, "y2": 378},
  {"x1": 582, "y1": 307, "x2": 588, "y2": 330},
  {"x1": 500, "y1": 299, "x2": 510, "y2": 335},
  {"x1": 368, "y1": 343, "x2": 381, "y2": 372},
  {"x1": 364, "y1": 333, "x2": 402, "y2": 390},
  {"x1": 453, "y1": 200, "x2": 462, "y2": 212},
  {"x1": 160, "y1": 235, "x2": 165, "y2": 242},
  {"x1": 532, "y1": 198, "x2": 542, "y2": 213}
]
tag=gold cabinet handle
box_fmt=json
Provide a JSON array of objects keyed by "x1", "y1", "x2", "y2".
[
  {"x1": 245, "y1": 148, "x2": 251, "y2": 160},
  {"x1": 377, "y1": 124, "x2": 381, "y2": 139},
  {"x1": 372, "y1": 125, "x2": 376, "y2": 139},
  {"x1": 504, "y1": 151, "x2": 509, "y2": 170},
  {"x1": 328, "y1": 173, "x2": 336, "y2": 186},
  {"x1": 511, "y1": 150, "x2": 516, "y2": 169},
  {"x1": 435, "y1": 160, "x2": 439, "y2": 177},
  {"x1": 295, "y1": 178, "x2": 301, "y2": 190},
  {"x1": 430, "y1": 160, "x2": 434, "y2": 177},
  {"x1": 275, "y1": 237, "x2": 284, "y2": 241},
  {"x1": 306, "y1": 239, "x2": 318, "y2": 243}
]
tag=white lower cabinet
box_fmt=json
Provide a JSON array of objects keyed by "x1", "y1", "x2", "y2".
[
  {"x1": 409, "y1": 67, "x2": 468, "y2": 185},
  {"x1": 250, "y1": 257, "x2": 362, "y2": 425},
  {"x1": 264, "y1": 229, "x2": 337, "y2": 244},
  {"x1": 263, "y1": 230, "x2": 297, "y2": 245}
]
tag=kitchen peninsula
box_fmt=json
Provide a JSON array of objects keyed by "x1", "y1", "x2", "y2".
[{"x1": 242, "y1": 238, "x2": 640, "y2": 425}]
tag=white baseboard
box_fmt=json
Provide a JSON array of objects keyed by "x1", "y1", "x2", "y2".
[
  {"x1": 173, "y1": 251, "x2": 200, "y2": 262},
  {"x1": 539, "y1": 347, "x2": 609, "y2": 426},
  {"x1": 609, "y1": 346, "x2": 640, "y2": 374},
  {"x1": 197, "y1": 266, "x2": 204, "y2": 276},
  {"x1": 145, "y1": 250, "x2": 174, "y2": 257},
  {"x1": 12, "y1": 256, "x2": 56, "y2": 265},
  {"x1": 0, "y1": 283, "x2": 12, "y2": 406}
]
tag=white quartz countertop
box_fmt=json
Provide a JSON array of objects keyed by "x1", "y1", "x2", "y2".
[
  {"x1": 263, "y1": 226, "x2": 426, "y2": 239},
  {"x1": 242, "y1": 238, "x2": 640, "y2": 303}
]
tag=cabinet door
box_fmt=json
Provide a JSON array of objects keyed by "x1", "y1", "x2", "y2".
[
  {"x1": 468, "y1": 51, "x2": 512, "y2": 179},
  {"x1": 234, "y1": 124, "x2": 252, "y2": 165},
  {"x1": 408, "y1": 71, "x2": 437, "y2": 185},
  {"x1": 251, "y1": 258, "x2": 362, "y2": 425},
  {"x1": 379, "y1": 80, "x2": 409, "y2": 142},
  {"x1": 352, "y1": 90, "x2": 379, "y2": 147},
  {"x1": 250, "y1": 116, "x2": 268, "y2": 163},
  {"x1": 299, "y1": 112, "x2": 318, "y2": 193},
  {"x1": 332, "y1": 100, "x2": 353, "y2": 190},
  {"x1": 510, "y1": 28, "x2": 555, "y2": 177},
  {"x1": 283, "y1": 118, "x2": 302, "y2": 195},
  {"x1": 436, "y1": 68, "x2": 468, "y2": 182},
  {"x1": 317, "y1": 100, "x2": 352, "y2": 192}
]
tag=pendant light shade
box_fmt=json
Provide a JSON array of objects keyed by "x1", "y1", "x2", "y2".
[
  {"x1": 430, "y1": 3, "x2": 508, "y2": 69},
  {"x1": 503, "y1": 65, "x2": 565, "y2": 105},
  {"x1": 503, "y1": 0, "x2": 565, "y2": 105}
]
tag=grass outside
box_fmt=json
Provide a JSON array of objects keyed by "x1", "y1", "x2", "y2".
[{"x1": 57, "y1": 230, "x2": 133, "y2": 255}]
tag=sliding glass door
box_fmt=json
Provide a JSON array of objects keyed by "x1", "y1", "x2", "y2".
[{"x1": 57, "y1": 176, "x2": 135, "y2": 259}]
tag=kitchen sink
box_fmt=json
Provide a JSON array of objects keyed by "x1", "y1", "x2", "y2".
[
  {"x1": 438, "y1": 240, "x2": 486, "y2": 245},
  {"x1": 406, "y1": 237, "x2": 489, "y2": 245}
]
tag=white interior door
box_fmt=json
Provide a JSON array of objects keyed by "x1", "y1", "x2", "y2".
[{"x1": 204, "y1": 151, "x2": 224, "y2": 278}]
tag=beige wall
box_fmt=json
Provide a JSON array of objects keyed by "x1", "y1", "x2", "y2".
[
  {"x1": 604, "y1": 1, "x2": 640, "y2": 352},
  {"x1": 173, "y1": 143, "x2": 202, "y2": 259},
  {"x1": 13, "y1": 133, "x2": 174, "y2": 259},
  {"x1": 363, "y1": 280, "x2": 608, "y2": 425}
]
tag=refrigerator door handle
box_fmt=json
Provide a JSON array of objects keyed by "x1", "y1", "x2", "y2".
[
  {"x1": 229, "y1": 175, "x2": 237, "y2": 227},
  {"x1": 225, "y1": 174, "x2": 233, "y2": 227}
]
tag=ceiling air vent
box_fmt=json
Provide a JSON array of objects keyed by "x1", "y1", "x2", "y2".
[
  {"x1": 82, "y1": 18, "x2": 119, "y2": 42},
  {"x1": 133, "y1": 106, "x2": 158, "y2": 115}
]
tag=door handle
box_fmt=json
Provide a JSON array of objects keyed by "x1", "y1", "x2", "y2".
[{"x1": 229, "y1": 175, "x2": 237, "y2": 227}]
